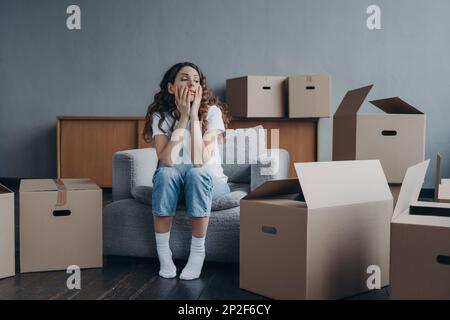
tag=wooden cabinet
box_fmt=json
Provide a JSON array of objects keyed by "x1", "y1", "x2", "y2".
[
  {"x1": 57, "y1": 116, "x2": 318, "y2": 187},
  {"x1": 57, "y1": 117, "x2": 142, "y2": 188}
]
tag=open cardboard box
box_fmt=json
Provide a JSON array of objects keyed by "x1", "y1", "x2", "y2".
[
  {"x1": 435, "y1": 154, "x2": 450, "y2": 202},
  {"x1": 19, "y1": 179, "x2": 103, "y2": 273},
  {"x1": 391, "y1": 160, "x2": 450, "y2": 299},
  {"x1": 333, "y1": 85, "x2": 426, "y2": 183},
  {"x1": 0, "y1": 183, "x2": 15, "y2": 279},
  {"x1": 240, "y1": 160, "x2": 392, "y2": 300}
]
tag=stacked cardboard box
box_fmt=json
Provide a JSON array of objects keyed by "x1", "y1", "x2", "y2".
[
  {"x1": 0, "y1": 184, "x2": 15, "y2": 279},
  {"x1": 19, "y1": 179, "x2": 103, "y2": 273},
  {"x1": 240, "y1": 160, "x2": 392, "y2": 300},
  {"x1": 226, "y1": 75, "x2": 330, "y2": 119},
  {"x1": 226, "y1": 76, "x2": 287, "y2": 118},
  {"x1": 288, "y1": 75, "x2": 331, "y2": 118}
]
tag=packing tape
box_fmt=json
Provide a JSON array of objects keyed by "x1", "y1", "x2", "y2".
[
  {"x1": 53, "y1": 179, "x2": 67, "y2": 207},
  {"x1": 306, "y1": 75, "x2": 312, "y2": 82}
]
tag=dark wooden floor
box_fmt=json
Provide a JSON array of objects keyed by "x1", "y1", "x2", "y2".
[
  {"x1": 0, "y1": 178, "x2": 389, "y2": 300},
  {"x1": 0, "y1": 256, "x2": 269, "y2": 300}
]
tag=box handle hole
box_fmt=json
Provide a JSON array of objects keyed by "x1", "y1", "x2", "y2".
[
  {"x1": 262, "y1": 226, "x2": 277, "y2": 235},
  {"x1": 382, "y1": 130, "x2": 397, "y2": 136},
  {"x1": 53, "y1": 210, "x2": 71, "y2": 217},
  {"x1": 262, "y1": 86, "x2": 271, "y2": 90},
  {"x1": 306, "y1": 86, "x2": 316, "y2": 90},
  {"x1": 437, "y1": 255, "x2": 450, "y2": 266}
]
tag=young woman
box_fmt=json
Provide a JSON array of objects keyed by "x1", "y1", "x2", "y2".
[{"x1": 143, "y1": 62, "x2": 232, "y2": 280}]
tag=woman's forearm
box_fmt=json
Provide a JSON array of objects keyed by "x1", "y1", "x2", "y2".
[
  {"x1": 160, "y1": 115, "x2": 189, "y2": 166},
  {"x1": 190, "y1": 112, "x2": 204, "y2": 166}
]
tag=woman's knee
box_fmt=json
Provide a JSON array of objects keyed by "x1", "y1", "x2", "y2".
[
  {"x1": 185, "y1": 167, "x2": 211, "y2": 183},
  {"x1": 152, "y1": 167, "x2": 182, "y2": 216},
  {"x1": 184, "y1": 168, "x2": 214, "y2": 217},
  {"x1": 153, "y1": 166, "x2": 181, "y2": 184}
]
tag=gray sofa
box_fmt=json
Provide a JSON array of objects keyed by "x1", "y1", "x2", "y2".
[{"x1": 103, "y1": 147, "x2": 290, "y2": 263}]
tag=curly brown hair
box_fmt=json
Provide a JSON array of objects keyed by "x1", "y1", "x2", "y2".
[{"x1": 143, "y1": 62, "x2": 232, "y2": 143}]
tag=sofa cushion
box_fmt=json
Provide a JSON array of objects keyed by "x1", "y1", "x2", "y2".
[
  {"x1": 131, "y1": 182, "x2": 250, "y2": 211},
  {"x1": 220, "y1": 164, "x2": 251, "y2": 184}
]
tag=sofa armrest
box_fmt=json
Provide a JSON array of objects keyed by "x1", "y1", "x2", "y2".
[
  {"x1": 112, "y1": 148, "x2": 159, "y2": 201},
  {"x1": 250, "y1": 148, "x2": 290, "y2": 191}
]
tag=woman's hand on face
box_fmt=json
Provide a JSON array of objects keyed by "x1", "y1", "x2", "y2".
[
  {"x1": 190, "y1": 86, "x2": 203, "y2": 118},
  {"x1": 175, "y1": 86, "x2": 191, "y2": 118}
]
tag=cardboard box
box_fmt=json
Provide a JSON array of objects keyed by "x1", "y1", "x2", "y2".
[
  {"x1": 20, "y1": 179, "x2": 103, "y2": 273},
  {"x1": 240, "y1": 160, "x2": 392, "y2": 300},
  {"x1": 391, "y1": 160, "x2": 450, "y2": 299},
  {"x1": 333, "y1": 85, "x2": 426, "y2": 183},
  {"x1": 226, "y1": 76, "x2": 287, "y2": 118},
  {"x1": 435, "y1": 154, "x2": 450, "y2": 202},
  {"x1": 288, "y1": 75, "x2": 331, "y2": 118},
  {"x1": 0, "y1": 184, "x2": 15, "y2": 279}
]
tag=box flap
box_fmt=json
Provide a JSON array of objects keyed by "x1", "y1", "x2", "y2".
[
  {"x1": 242, "y1": 179, "x2": 300, "y2": 200},
  {"x1": 392, "y1": 160, "x2": 430, "y2": 220},
  {"x1": 435, "y1": 154, "x2": 442, "y2": 201},
  {"x1": 334, "y1": 85, "x2": 373, "y2": 116},
  {"x1": 394, "y1": 201, "x2": 450, "y2": 228},
  {"x1": 20, "y1": 179, "x2": 99, "y2": 192},
  {"x1": 294, "y1": 160, "x2": 392, "y2": 209},
  {"x1": 369, "y1": 97, "x2": 423, "y2": 114}
]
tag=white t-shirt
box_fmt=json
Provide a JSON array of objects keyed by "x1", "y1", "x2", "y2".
[{"x1": 151, "y1": 105, "x2": 228, "y2": 184}]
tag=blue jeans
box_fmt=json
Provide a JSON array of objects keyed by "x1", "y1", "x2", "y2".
[{"x1": 152, "y1": 163, "x2": 230, "y2": 217}]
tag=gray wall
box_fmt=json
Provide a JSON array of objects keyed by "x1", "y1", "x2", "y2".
[{"x1": 1, "y1": 0, "x2": 449, "y2": 187}]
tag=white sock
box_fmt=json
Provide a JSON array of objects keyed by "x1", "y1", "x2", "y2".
[
  {"x1": 155, "y1": 232, "x2": 177, "y2": 278},
  {"x1": 180, "y1": 236, "x2": 206, "y2": 280}
]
